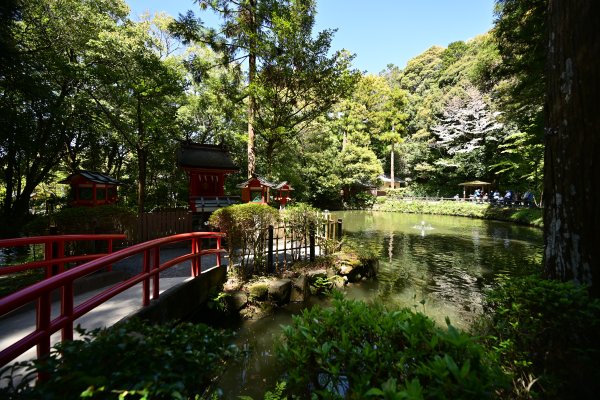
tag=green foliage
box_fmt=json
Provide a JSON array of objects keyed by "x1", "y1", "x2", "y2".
[
  {"x1": 23, "y1": 205, "x2": 136, "y2": 236},
  {"x1": 340, "y1": 144, "x2": 383, "y2": 189},
  {"x1": 276, "y1": 295, "x2": 508, "y2": 398},
  {"x1": 475, "y1": 275, "x2": 600, "y2": 398},
  {"x1": 0, "y1": 318, "x2": 238, "y2": 399},
  {"x1": 310, "y1": 276, "x2": 335, "y2": 296},
  {"x1": 344, "y1": 191, "x2": 377, "y2": 210},
  {"x1": 208, "y1": 203, "x2": 279, "y2": 278}
]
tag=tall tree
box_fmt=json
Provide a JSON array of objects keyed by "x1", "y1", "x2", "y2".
[
  {"x1": 544, "y1": 0, "x2": 600, "y2": 297},
  {"x1": 173, "y1": 0, "x2": 358, "y2": 178},
  {"x1": 0, "y1": 0, "x2": 128, "y2": 236},
  {"x1": 87, "y1": 17, "x2": 186, "y2": 213}
]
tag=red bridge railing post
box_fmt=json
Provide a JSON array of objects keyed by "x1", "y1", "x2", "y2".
[
  {"x1": 217, "y1": 237, "x2": 222, "y2": 268},
  {"x1": 142, "y1": 249, "x2": 151, "y2": 306},
  {"x1": 62, "y1": 282, "x2": 74, "y2": 342},
  {"x1": 152, "y1": 247, "x2": 160, "y2": 300}
]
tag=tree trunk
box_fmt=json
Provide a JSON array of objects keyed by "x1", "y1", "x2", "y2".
[
  {"x1": 390, "y1": 142, "x2": 395, "y2": 189},
  {"x1": 544, "y1": 0, "x2": 600, "y2": 297},
  {"x1": 247, "y1": 0, "x2": 257, "y2": 178},
  {"x1": 137, "y1": 147, "x2": 147, "y2": 214}
]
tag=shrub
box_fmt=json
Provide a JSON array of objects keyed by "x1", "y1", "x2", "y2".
[
  {"x1": 475, "y1": 275, "x2": 600, "y2": 399},
  {"x1": 281, "y1": 203, "x2": 320, "y2": 260},
  {"x1": 345, "y1": 191, "x2": 376, "y2": 209},
  {"x1": 0, "y1": 318, "x2": 238, "y2": 399},
  {"x1": 23, "y1": 205, "x2": 135, "y2": 236},
  {"x1": 209, "y1": 203, "x2": 279, "y2": 278},
  {"x1": 276, "y1": 294, "x2": 507, "y2": 399}
]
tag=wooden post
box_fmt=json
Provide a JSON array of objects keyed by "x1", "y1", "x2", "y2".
[
  {"x1": 337, "y1": 219, "x2": 343, "y2": 240},
  {"x1": 268, "y1": 225, "x2": 274, "y2": 272},
  {"x1": 309, "y1": 223, "x2": 315, "y2": 262}
]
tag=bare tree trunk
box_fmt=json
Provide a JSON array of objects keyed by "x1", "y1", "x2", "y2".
[
  {"x1": 544, "y1": 0, "x2": 600, "y2": 297},
  {"x1": 247, "y1": 0, "x2": 257, "y2": 178}
]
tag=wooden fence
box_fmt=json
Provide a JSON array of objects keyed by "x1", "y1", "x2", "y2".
[
  {"x1": 128, "y1": 210, "x2": 193, "y2": 244},
  {"x1": 126, "y1": 210, "x2": 343, "y2": 273},
  {"x1": 229, "y1": 215, "x2": 343, "y2": 274}
]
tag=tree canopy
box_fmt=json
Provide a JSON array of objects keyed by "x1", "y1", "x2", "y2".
[{"x1": 0, "y1": 0, "x2": 553, "y2": 237}]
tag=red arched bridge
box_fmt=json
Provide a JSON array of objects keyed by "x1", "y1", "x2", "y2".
[{"x1": 0, "y1": 232, "x2": 226, "y2": 369}]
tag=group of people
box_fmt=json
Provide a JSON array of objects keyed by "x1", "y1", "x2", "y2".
[{"x1": 466, "y1": 188, "x2": 536, "y2": 207}]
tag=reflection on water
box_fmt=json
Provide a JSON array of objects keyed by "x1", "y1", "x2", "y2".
[
  {"x1": 341, "y1": 211, "x2": 543, "y2": 329},
  {"x1": 215, "y1": 211, "x2": 543, "y2": 397}
]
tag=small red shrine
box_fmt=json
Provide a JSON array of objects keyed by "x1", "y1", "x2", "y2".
[
  {"x1": 274, "y1": 181, "x2": 294, "y2": 208},
  {"x1": 176, "y1": 142, "x2": 239, "y2": 213},
  {"x1": 60, "y1": 170, "x2": 124, "y2": 207},
  {"x1": 237, "y1": 175, "x2": 294, "y2": 208}
]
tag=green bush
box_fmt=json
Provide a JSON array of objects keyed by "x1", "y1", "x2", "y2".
[
  {"x1": 209, "y1": 203, "x2": 279, "y2": 278},
  {"x1": 22, "y1": 205, "x2": 136, "y2": 236},
  {"x1": 276, "y1": 294, "x2": 507, "y2": 399},
  {"x1": 345, "y1": 191, "x2": 376, "y2": 209},
  {"x1": 475, "y1": 275, "x2": 600, "y2": 399},
  {"x1": 0, "y1": 318, "x2": 238, "y2": 399}
]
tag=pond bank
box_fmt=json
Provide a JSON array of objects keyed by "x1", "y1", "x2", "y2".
[{"x1": 372, "y1": 198, "x2": 543, "y2": 228}]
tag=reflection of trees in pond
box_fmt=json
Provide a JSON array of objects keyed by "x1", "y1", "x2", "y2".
[{"x1": 341, "y1": 212, "x2": 543, "y2": 327}]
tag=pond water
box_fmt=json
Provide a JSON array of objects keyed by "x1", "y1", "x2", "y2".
[{"x1": 215, "y1": 211, "x2": 544, "y2": 398}]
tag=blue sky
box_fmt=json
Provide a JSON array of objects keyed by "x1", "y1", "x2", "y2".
[{"x1": 127, "y1": 0, "x2": 496, "y2": 74}]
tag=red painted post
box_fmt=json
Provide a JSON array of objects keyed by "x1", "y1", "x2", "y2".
[
  {"x1": 152, "y1": 247, "x2": 160, "y2": 300},
  {"x1": 37, "y1": 292, "x2": 51, "y2": 369},
  {"x1": 57, "y1": 238, "x2": 65, "y2": 274},
  {"x1": 106, "y1": 238, "x2": 114, "y2": 272},
  {"x1": 45, "y1": 237, "x2": 53, "y2": 278},
  {"x1": 191, "y1": 238, "x2": 199, "y2": 277},
  {"x1": 62, "y1": 282, "x2": 74, "y2": 342},
  {"x1": 200, "y1": 239, "x2": 203, "y2": 276},
  {"x1": 216, "y1": 237, "x2": 222, "y2": 268},
  {"x1": 142, "y1": 249, "x2": 150, "y2": 306}
]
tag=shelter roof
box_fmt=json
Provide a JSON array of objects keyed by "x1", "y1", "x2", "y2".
[
  {"x1": 176, "y1": 142, "x2": 238, "y2": 171},
  {"x1": 275, "y1": 181, "x2": 294, "y2": 190},
  {"x1": 236, "y1": 175, "x2": 277, "y2": 189},
  {"x1": 458, "y1": 180, "x2": 491, "y2": 186},
  {"x1": 59, "y1": 170, "x2": 124, "y2": 185},
  {"x1": 378, "y1": 174, "x2": 404, "y2": 184}
]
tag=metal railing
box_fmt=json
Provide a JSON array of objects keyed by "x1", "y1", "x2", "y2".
[{"x1": 0, "y1": 232, "x2": 226, "y2": 368}]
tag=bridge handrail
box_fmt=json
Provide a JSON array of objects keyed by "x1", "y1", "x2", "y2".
[
  {"x1": 0, "y1": 234, "x2": 127, "y2": 277},
  {"x1": 0, "y1": 231, "x2": 226, "y2": 368}
]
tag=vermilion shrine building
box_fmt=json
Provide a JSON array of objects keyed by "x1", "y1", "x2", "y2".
[
  {"x1": 237, "y1": 175, "x2": 294, "y2": 208},
  {"x1": 176, "y1": 143, "x2": 240, "y2": 214},
  {"x1": 60, "y1": 170, "x2": 124, "y2": 207}
]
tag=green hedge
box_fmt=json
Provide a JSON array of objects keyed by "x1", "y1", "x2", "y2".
[
  {"x1": 23, "y1": 205, "x2": 136, "y2": 236},
  {"x1": 374, "y1": 199, "x2": 543, "y2": 227}
]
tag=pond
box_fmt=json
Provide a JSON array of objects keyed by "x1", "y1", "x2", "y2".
[{"x1": 215, "y1": 211, "x2": 544, "y2": 398}]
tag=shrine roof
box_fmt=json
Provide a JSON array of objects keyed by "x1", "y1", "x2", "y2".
[
  {"x1": 176, "y1": 143, "x2": 238, "y2": 171},
  {"x1": 59, "y1": 170, "x2": 124, "y2": 185}
]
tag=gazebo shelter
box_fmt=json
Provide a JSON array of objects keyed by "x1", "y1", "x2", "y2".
[
  {"x1": 458, "y1": 180, "x2": 491, "y2": 199},
  {"x1": 60, "y1": 170, "x2": 124, "y2": 207}
]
